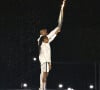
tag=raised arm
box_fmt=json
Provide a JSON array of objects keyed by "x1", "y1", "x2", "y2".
[
  {"x1": 49, "y1": 29, "x2": 60, "y2": 43},
  {"x1": 47, "y1": 26, "x2": 60, "y2": 39},
  {"x1": 49, "y1": 34, "x2": 57, "y2": 43},
  {"x1": 47, "y1": 0, "x2": 66, "y2": 40},
  {"x1": 58, "y1": 0, "x2": 66, "y2": 28}
]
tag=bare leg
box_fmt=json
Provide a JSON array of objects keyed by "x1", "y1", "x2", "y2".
[
  {"x1": 40, "y1": 72, "x2": 49, "y2": 90},
  {"x1": 40, "y1": 63, "x2": 50, "y2": 90},
  {"x1": 42, "y1": 72, "x2": 49, "y2": 90}
]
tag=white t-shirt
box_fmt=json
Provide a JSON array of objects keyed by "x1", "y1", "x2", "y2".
[
  {"x1": 37, "y1": 26, "x2": 59, "y2": 64},
  {"x1": 39, "y1": 42, "x2": 51, "y2": 65}
]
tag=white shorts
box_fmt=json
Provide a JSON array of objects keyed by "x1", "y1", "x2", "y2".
[{"x1": 41, "y1": 62, "x2": 50, "y2": 72}]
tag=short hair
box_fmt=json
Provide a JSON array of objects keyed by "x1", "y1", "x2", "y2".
[
  {"x1": 40, "y1": 28, "x2": 47, "y2": 31},
  {"x1": 40, "y1": 29, "x2": 47, "y2": 34}
]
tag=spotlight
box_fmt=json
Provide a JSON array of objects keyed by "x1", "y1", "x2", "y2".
[
  {"x1": 71, "y1": 88, "x2": 74, "y2": 90},
  {"x1": 23, "y1": 83, "x2": 28, "y2": 88},
  {"x1": 67, "y1": 87, "x2": 74, "y2": 90},
  {"x1": 58, "y1": 83, "x2": 63, "y2": 88},
  {"x1": 33, "y1": 57, "x2": 37, "y2": 61},
  {"x1": 89, "y1": 84, "x2": 94, "y2": 89},
  {"x1": 67, "y1": 88, "x2": 71, "y2": 90}
]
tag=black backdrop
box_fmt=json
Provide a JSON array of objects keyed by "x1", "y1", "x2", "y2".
[{"x1": 0, "y1": 0, "x2": 100, "y2": 89}]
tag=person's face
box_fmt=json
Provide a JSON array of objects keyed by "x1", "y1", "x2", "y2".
[
  {"x1": 40, "y1": 29, "x2": 48, "y2": 36},
  {"x1": 43, "y1": 37, "x2": 49, "y2": 43}
]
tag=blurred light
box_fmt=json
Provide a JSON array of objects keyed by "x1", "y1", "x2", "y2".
[
  {"x1": 89, "y1": 84, "x2": 94, "y2": 89},
  {"x1": 67, "y1": 87, "x2": 74, "y2": 90},
  {"x1": 71, "y1": 89, "x2": 74, "y2": 90},
  {"x1": 23, "y1": 83, "x2": 28, "y2": 88},
  {"x1": 67, "y1": 88, "x2": 72, "y2": 90},
  {"x1": 58, "y1": 83, "x2": 63, "y2": 88},
  {"x1": 33, "y1": 57, "x2": 37, "y2": 61}
]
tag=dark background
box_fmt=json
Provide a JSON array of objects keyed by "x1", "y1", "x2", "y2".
[{"x1": 0, "y1": 0, "x2": 100, "y2": 89}]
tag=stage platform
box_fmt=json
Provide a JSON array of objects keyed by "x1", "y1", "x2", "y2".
[{"x1": 0, "y1": 88, "x2": 67, "y2": 90}]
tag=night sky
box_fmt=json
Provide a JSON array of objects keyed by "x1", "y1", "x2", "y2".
[{"x1": 0, "y1": 0, "x2": 100, "y2": 89}]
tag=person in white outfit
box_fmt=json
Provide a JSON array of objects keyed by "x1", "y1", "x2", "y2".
[
  {"x1": 37, "y1": 0, "x2": 66, "y2": 89},
  {"x1": 38, "y1": 27, "x2": 61, "y2": 90}
]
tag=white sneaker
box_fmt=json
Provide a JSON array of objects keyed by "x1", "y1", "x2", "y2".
[
  {"x1": 44, "y1": 88, "x2": 46, "y2": 90},
  {"x1": 39, "y1": 88, "x2": 41, "y2": 90},
  {"x1": 39, "y1": 88, "x2": 44, "y2": 90},
  {"x1": 39, "y1": 88, "x2": 47, "y2": 90}
]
